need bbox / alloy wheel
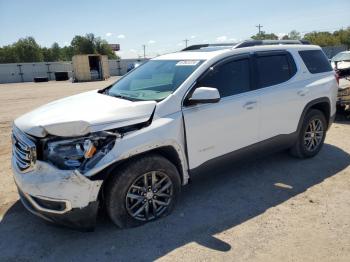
[125,171,173,221]
[304,119,324,152]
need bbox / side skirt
[189,132,298,176]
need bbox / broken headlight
[44,131,117,172]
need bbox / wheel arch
[297,97,331,133]
[93,144,186,189]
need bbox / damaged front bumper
[12,159,103,230]
[337,87,350,106]
[18,189,99,231]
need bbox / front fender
[85,113,190,185]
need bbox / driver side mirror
[185,87,220,106]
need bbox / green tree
[51,42,61,61]
[333,27,350,49]
[71,34,95,54]
[60,46,74,61]
[95,37,117,59]
[251,31,278,40]
[41,47,53,61]
[0,33,119,63]
[13,37,43,62]
[70,33,118,59]
[304,31,340,46]
[0,45,18,63]
[288,30,301,40]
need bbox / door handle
[297,89,309,97]
[243,101,257,110]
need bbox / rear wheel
[105,154,181,228]
[290,109,327,158]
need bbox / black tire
[289,109,327,158]
[105,154,181,228]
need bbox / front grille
[12,126,37,173]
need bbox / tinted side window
[198,59,250,97]
[299,50,332,74]
[256,54,294,88]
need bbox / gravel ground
[0,79,350,262]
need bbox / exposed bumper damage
[13,159,102,230]
[337,86,350,107]
[12,109,189,230]
[19,189,99,231]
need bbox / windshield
[332,52,350,62]
[108,60,203,101]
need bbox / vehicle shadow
[1,144,349,261]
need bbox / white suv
[12,40,338,230]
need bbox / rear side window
[197,58,250,97]
[255,53,296,88]
[299,50,332,74]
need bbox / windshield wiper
[107,91,144,102]
[110,93,134,101]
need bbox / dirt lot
[0,80,350,262]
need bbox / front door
[182,55,260,169]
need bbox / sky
[0,0,349,58]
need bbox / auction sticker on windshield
[176,60,201,66]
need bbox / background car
[331,51,350,111]
[127,62,143,72]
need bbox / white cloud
[129,49,137,53]
[106,32,113,37]
[202,39,208,43]
[177,42,184,46]
[229,38,237,42]
[216,36,227,42]
[63,41,69,46]
[148,40,156,44]
[117,34,126,39]
[190,35,196,39]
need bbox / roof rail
[182,43,236,51]
[181,40,310,51]
[234,40,310,48]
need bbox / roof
[153,44,321,61]
[153,49,230,60]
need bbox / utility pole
[256,24,263,35]
[183,39,189,48]
[142,45,146,58]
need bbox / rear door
[182,54,261,169]
[253,51,301,140]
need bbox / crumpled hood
[14,90,156,137]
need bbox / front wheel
[105,154,181,228]
[289,109,327,158]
